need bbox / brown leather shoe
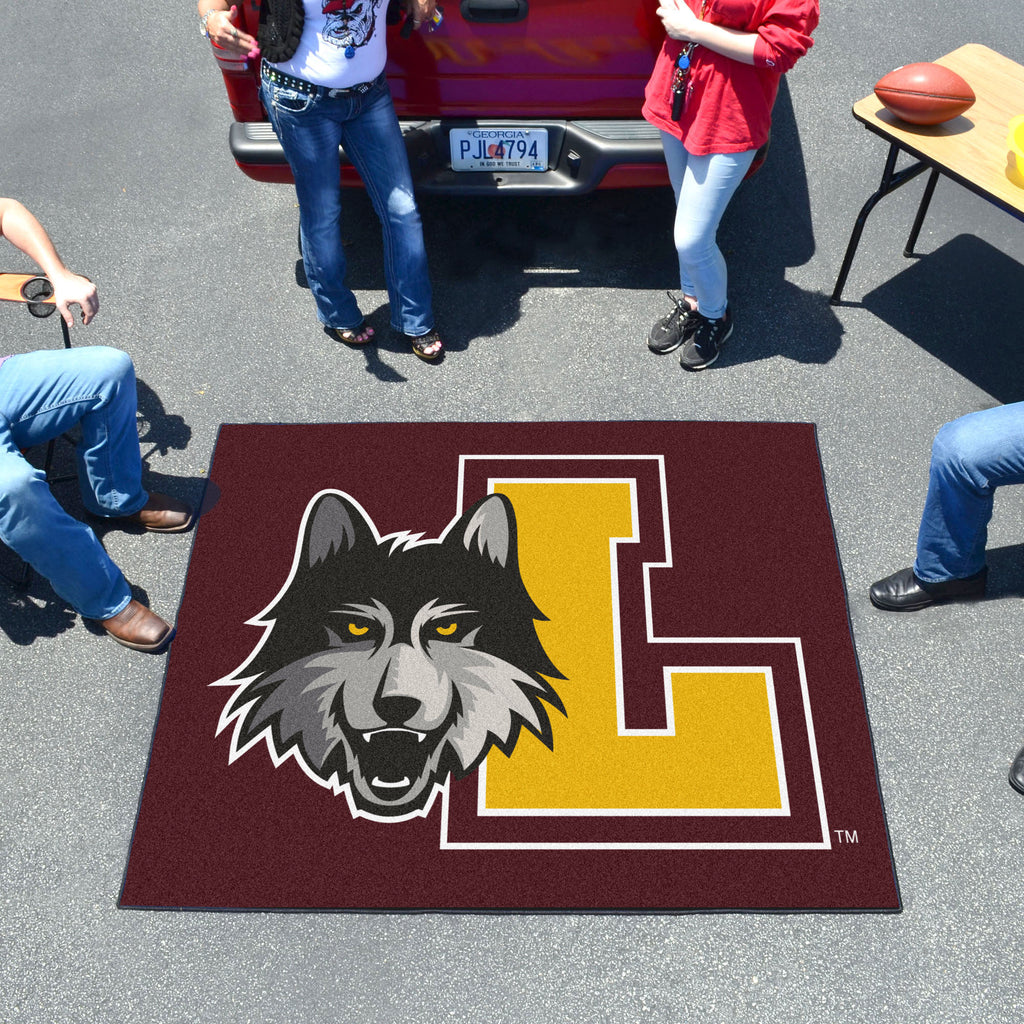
[117,493,193,533]
[100,599,174,652]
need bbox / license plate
[449,128,548,172]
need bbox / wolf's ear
[456,493,515,568]
[301,492,376,568]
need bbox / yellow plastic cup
[1008,115,1024,187]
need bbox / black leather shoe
[1010,746,1024,795]
[869,566,987,611]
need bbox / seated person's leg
[0,433,131,620]
[0,346,148,517]
[915,402,1024,582]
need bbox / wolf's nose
[374,694,421,725]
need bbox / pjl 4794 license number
[449,128,548,172]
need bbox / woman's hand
[656,0,703,43]
[205,5,260,59]
[403,0,438,31]
[51,271,98,327]
[656,0,759,64]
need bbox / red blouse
[642,0,819,155]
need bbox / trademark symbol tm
[833,829,859,844]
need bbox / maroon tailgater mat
[120,421,900,913]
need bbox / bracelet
[199,8,222,39]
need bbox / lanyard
[670,0,709,120]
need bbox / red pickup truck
[214,0,671,194]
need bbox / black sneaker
[679,305,733,371]
[647,292,699,354]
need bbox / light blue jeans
[261,70,434,337]
[660,132,756,320]
[914,402,1024,582]
[0,346,147,619]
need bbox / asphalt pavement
[2,1,1024,1021]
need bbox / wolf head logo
[216,491,565,822]
[321,0,380,50]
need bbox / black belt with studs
[261,61,381,98]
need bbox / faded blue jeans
[914,402,1024,582]
[261,69,435,337]
[660,132,756,320]
[0,346,146,619]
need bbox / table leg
[830,143,931,304]
[904,168,940,257]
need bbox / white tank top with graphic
[268,0,389,89]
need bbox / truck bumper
[229,118,669,194]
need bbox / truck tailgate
[386,0,663,118]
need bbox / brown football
[874,62,976,125]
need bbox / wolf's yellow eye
[347,622,370,636]
[435,622,458,636]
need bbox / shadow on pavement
[722,77,844,368]
[0,586,77,645]
[861,234,1024,403]
[985,542,1024,599]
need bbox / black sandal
[406,329,444,362]
[328,321,375,346]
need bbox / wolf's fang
[362,729,426,743]
[371,776,412,789]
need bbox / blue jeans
[914,402,1024,582]
[261,71,434,337]
[660,132,756,320]
[0,346,147,619]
